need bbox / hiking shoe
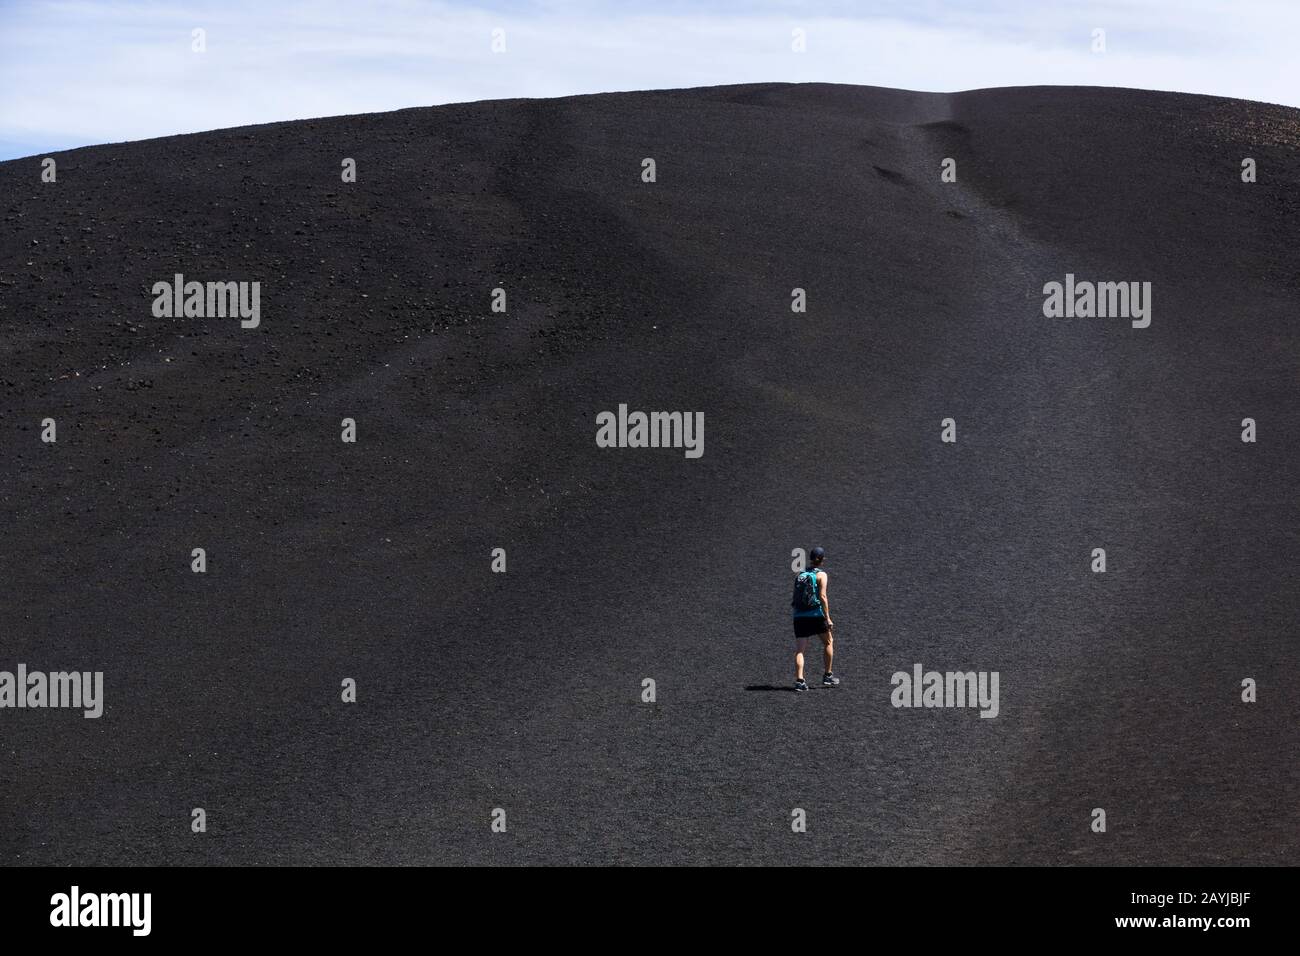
[794,679,810,692]
[822,672,840,687]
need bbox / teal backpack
[791,570,821,614]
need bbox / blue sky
[2,0,1297,160]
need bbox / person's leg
[820,630,834,675]
[794,637,809,681]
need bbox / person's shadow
[744,684,797,692]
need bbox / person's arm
[818,571,832,627]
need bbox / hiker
[791,546,839,691]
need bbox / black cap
[810,546,825,562]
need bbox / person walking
[791,546,839,691]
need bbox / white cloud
[1,0,1297,159]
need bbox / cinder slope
[0,83,1296,865]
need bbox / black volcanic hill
[1,83,1297,865]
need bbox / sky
[2,0,1298,160]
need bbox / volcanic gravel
[0,83,1297,865]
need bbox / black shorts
[793,616,829,639]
